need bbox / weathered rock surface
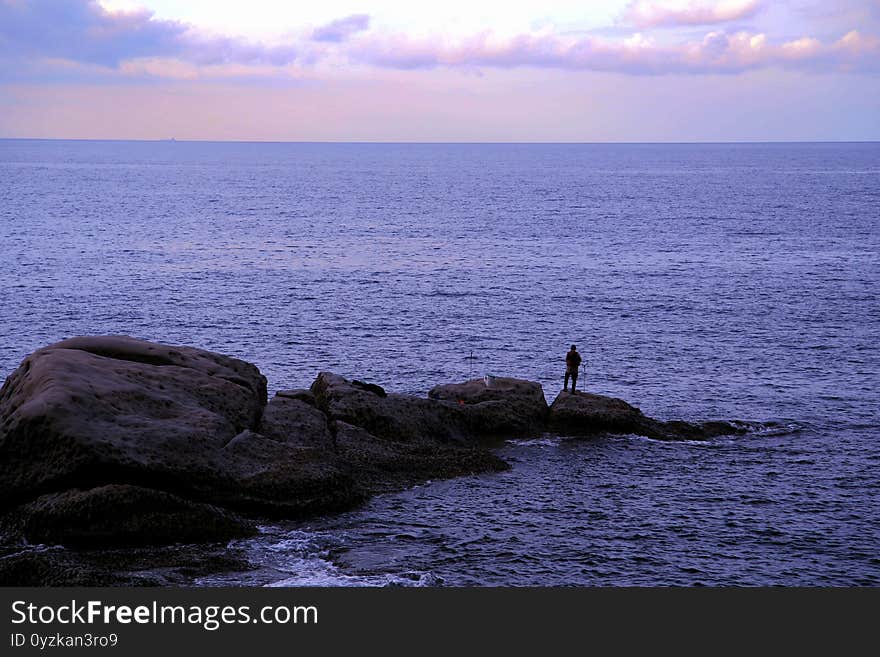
[0,336,270,506]
[258,393,334,449]
[15,485,256,547]
[548,392,745,441]
[0,336,358,524]
[429,377,549,439]
[0,544,255,587]
[218,430,357,515]
[310,373,510,492]
[0,550,120,587]
[334,421,508,495]
[311,372,472,444]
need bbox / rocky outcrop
[309,373,510,492]
[312,372,548,445]
[429,377,549,439]
[548,392,745,441]
[0,336,357,523]
[0,338,509,555]
[0,335,749,571]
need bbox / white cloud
[624,0,762,28]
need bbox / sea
[1,140,878,586]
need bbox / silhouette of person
[564,344,582,393]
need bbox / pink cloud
[1,0,877,82]
[624,0,762,28]
[348,29,880,75]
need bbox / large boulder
[0,336,358,520]
[0,336,267,505]
[548,392,745,441]
[428,377,549,439]
[548,392,653,436]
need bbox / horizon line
[1,137,879,145]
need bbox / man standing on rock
[564,344,582,393]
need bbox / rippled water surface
[1,140,878,585]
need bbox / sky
[0,0,878,141]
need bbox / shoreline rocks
[429,377,549,439]
[0,335,751,584]
[548,391,746,441]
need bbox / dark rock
[258,393,334,449]
[16,485,256,547]
[352,380,387,397]
[275,388,317,406]
[0,550,118,586]
[658,419,747,440]
[548,391,654,436]
[429,377,549,439]
[312,372,549,445]
[0,335,267,507]
[311,372,471,444]
[0,543,256,587]
[334,421,509,495]
[548,391,745,441]
[218,430,360,515]
[0,336,359,520]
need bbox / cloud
[624,0,762,28]
[349,28,880,75]
[0,0,185,66]
[0,0,298,68]
[0,0,876,82]
[312,14,370,43]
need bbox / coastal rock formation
[0,336,355,523]
[312,372,549,445]
[428,377,549,439]
[0,335,749,575]
[0,338,508,554]
[548,392,745,441]
[309,372,510,492]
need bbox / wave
[220,528,442,588]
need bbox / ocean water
[1,140,878,585]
